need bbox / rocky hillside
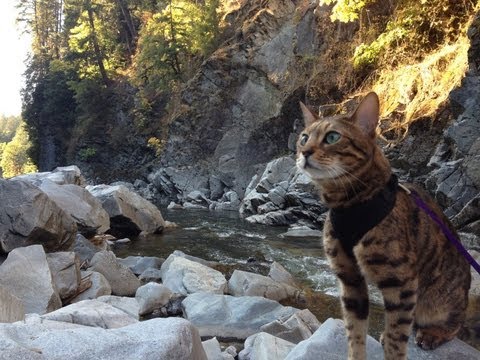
[139,1,479,241]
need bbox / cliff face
[151,0,321,199]
[145,1,480,240]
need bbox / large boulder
[182,293,299,339]
[239,332,295,360]
[228,270,299,301]
[46,252,81,301]
[72,234,102,263]
[0,179,77,252]
[89,251,140,296]
[0,286,25,323]
[0,315,207,360]
[161,254,227,295]
[284,318,480,360]
[87,184,165,237]
[13,165,86,186]
[41,300,138,329]
[36,180,110,237]
[0,245,61,315]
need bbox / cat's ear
[352,92,380,138]
[299,102,319,128]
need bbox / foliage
[78,146,97,161]
[147,136,164,156]
[320,0,377,22]
[18,0,225,171]
[132,0,221,100]
[0,123,37,178]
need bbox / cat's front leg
[324,235,369,360]
[358,249,418,360]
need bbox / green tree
[0,123,37,178]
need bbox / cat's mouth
[296,155,345,180]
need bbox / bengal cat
[296,92,471,360]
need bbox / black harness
[329,175,398,257]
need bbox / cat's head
[296,92,381,182]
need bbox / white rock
[285,318,382,360]
[135,282,173,316]
[41,299,138,329]
[70,271,111,303]
[0,286,25,323]
[0,245,61,315]
[96,295,140,320]
[0,315,207,359]
[161,254,226,295]
[139,267,163,283]
[228,270,298,301]
[182,293,299,339]
[89,251,141,296]
[239,332,295,360]
[260,309,321,344]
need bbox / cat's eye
[300,134,309,146]
[324,131,341,144]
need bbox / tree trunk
[86,1,109,86]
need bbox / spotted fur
[297,93,471,360]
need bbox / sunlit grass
[373,33,470,137]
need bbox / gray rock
[0,179,77,252]
[13,165,86,186]
[0,245,61,315]
[239,332,295,360]
[182,293,299,339]
[87,184,165,237]
[168,201,183,209]
[268,262,297,287]
[285,317,480,360]
[0,286,25,323]
[161,254,226,295]
[135,282,173,316]
[70,270,111,303]
[117,255,164,275]
[36,180,110,237]
[46,252,81,301]
[72,234,101,263]
[285,318,382,360]
[268,187,287,208]
[279,226,322,238]
[139,267,163,283]
[202,337,235,360]
[96,295,140,320]
[41,299,138,329]
[228,270,299,301]
[246,209,300,226]
[89,251,141,296]
[183,202,208,209]
[0,315,207,360]
[469,250,480,297]
[260,309,321,344]
[172,250,218,267]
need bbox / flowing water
[115,208,480,348]
[114,208,386,339]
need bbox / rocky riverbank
[1,167,480,359]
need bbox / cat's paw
[415,328,453,350]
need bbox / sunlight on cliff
[372,32,471,138]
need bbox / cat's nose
[302,150,313,158]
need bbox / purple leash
[407,188,480,276]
